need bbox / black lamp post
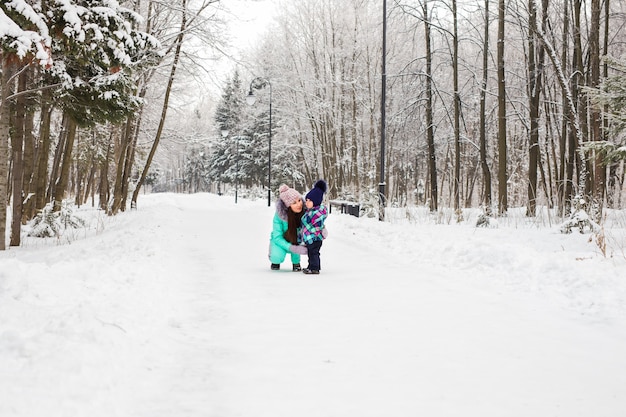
[380,0,387,221]
[246,77,272,207]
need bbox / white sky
[207,0,276,88]
[226,0,276,50]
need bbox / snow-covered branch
[0,1,51,66]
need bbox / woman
[269,184,308,271]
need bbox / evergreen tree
[215,70,243,132]
[45,0,160,127]
[211,71,247,188]
[184,148,212,192]
[587,57,626,149]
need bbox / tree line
[2,0,626,251]
[211,0,626,221]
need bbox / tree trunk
[10,70,28,246]
[423,0,438,212]
[589,0,604,204]
[32,89,54,216]
[47,113,66,203]
[497,0,508,214]
[20,66,36,223]
[558,0,569,215]
[603,0,617,208]
[111,120,132,214]
[52,117,77,211]
[527,0,547,217]
[571,0,587,196]
[479,0,492,210]
[84,160,96,207]
[99,137,112,212]
[452,0,461,212]
[74,132,84,207]
[120,117,138,212]
[527,0,539,217]
[0,58,17,251]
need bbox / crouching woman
[269,184,308,271]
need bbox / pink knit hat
[279,184,301,206]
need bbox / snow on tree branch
[0,1,51,66]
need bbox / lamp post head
[246,90,257,106]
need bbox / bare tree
[452,0,461,212]
[479,0,492,211]
[423,0,438,211]
[556,0,570,215]
[530,0,587,198]
[589,0,604,203]
[526,0,547,217]
[51,117,78,211]
[131,0,222,208]
[497,0,508,214]
[132,0,189,208]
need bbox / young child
[301,180,328,275]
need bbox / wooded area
[0,0,222,249]
[213,0,626,219]
[2,0,626,250]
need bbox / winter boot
[292,263,302,272]
[271,263,280,270]
[302,268,319,275]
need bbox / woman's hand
[290,244,308,255]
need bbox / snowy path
[2,193,626,416]
[206,200,626,416]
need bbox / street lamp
[246,77,272,207]
[379,0,387,221]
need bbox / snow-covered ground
[1,192,626,417]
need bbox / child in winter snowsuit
[269,184,308,271]
[301,180,328,275]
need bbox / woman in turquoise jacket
[269,184,308,271]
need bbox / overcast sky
[226,0,275,51]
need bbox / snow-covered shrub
[475,205,497,228]
[28,202,86,238]
[476,213,491,228]
[559,195,601,234]
[358,189,380,218]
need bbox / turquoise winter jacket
[269,198,303,257]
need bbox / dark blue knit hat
[305,180,327,206]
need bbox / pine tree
[211,71,249,189]
[584,59,626,164]
[215,71,243,132]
